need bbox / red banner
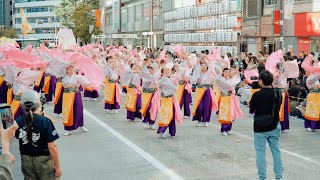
[95,9,101,28]
[297,37,310,54]
[295,13,320,36]
[274,10,281,34]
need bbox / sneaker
[58,114,62,118]
[142,122,149,128]
[307,128,316,132]
[190,102,194,105]
[84,97,90,101]
[64,131,71,136]
[184,116,190,119]
[80,126,89,132]
[150,125,156,130]
[159,132,166,138]
[204,122,209,127]
[196,122,203,127]
[227,131,233,135]
[114,110,118,114]
[170,135,175,139]
[109,110,114,114]
[221,131,229,136]
[92,98,98,102]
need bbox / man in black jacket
[250,70,284,180]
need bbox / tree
[0,28,18,39]
[91,25,103,36]
[70,4,94,44]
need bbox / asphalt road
[10,94,320,180]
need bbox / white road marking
[83,109,184,180]
[211,124,320,166]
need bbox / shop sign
[295,13,320,36]
[274,10,281,35]
[297,37,310,53]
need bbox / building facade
[0,0,13,29]
[242,0,320,56]
[13,0,60,42]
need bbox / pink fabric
[26,44,33,53]
[266,49,283,74]
[223,55,231,69]
[172,45,184,57]
[119,46,127,52]
[66,53,105,90]
[158,50,166,62]
[211,48,222,62]
[150,90,160,121]
[1,49,44,68]
[18,69,41,87]
[209,88,218,112]
[230,94,243,122]
[173,96,183,125]
[301,54,320,73]
[185,83,192,93]
[284,60,299,78]
[115,82,122,103]
[106,46,114,51]
[244,69,259,84]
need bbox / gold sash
[125,88,138,112]
[305,93,320,121]
[218,96,231,124]
[34,71,44,87]
[0,76,4,87]
[279,93,290,122]
[105,79,116,104]
[11,99,21,118]
[62,92,75,126]
[7,88,13,105]
[213,83,221,103]
[42,76,51,94]
[54,82,63,105]
[176,84,185,104]
[84,86,93,92]
[140,92,153,117]
[192,88,207,116]
[158,97,173,127]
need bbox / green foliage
[0,28,18,39]
[91,25,103,36]
[55,0,100,44]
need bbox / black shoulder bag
[254,89,278,128]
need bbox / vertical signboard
[112,0,120,31]
[274,10,281,35]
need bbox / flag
[20,8,33,36]
[284,0,294,20]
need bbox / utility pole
[150,0,154,48]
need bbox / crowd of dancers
[0,42,319,138]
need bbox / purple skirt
[157,105,176,136]
[280,93,290,131]
[0,82,8,104]
[45,76,57,103]
[192,88,212,122]
[54,87,64,115]
[127,94,142,120]
[180,89,192,117]
[79,86,83,92]
[33,74,45,93]
[305,120,320,130]
[84,90,99,98]
[65,92,84,131]
[105,88,120,110]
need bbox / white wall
[174,0,196,9]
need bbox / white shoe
[47,101,52,104]
[92,98,97,102]
[221,131,229,136]
[307,128,316,132]
[84,97,90,101]
[80,126,88,132]
[170,135,175,139]
[204,122,209,127]
[109,110,114,114]
[150,125,156,130]
[196,122,203,127]
[142,122,149,128]
[114,110,118,114]
[58,114,62,118]
[184,116,190,119]
[64,131,71,136]
[227,131,233,135]
[190,102,194,105]
[159,132,166,138]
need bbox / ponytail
[23,102,38,142]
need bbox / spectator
[15,90,62,179]
[250,70,284,180]
[288,79,301,113]
[0,119,18,180]
[237,80,251,105]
